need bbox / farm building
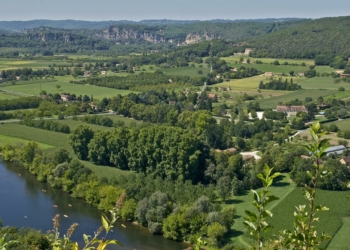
[276,105,308,116]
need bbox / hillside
[249,16,350,59]
[0,18,306,31]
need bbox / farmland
[0,76,135,100]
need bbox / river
[0,159,189,250]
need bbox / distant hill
[0,18,306,31]
[249,16,350,59]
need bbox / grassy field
[327,217,350,249]
[327,119,350,131]
[0,58,72,70]
[266,188,350,249]
[0,76,135,100]
[213,75,305,91]
[222,56,314,66]
[256,89,337,109]
[226,62,309,74]
[161,66,210,77]
[324,90,350,100]
[0,134,54,149]
[0,123,70,153]
[298,76,349,90]
[224,174,295,247]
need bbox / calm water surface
[0,159,189,250]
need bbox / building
[101,71,107,75]
[60,94,72,102]
[231,68,238,72]
[324,145,346,157]
[298,72,305,77]
[264,72,273,77]
[276,105,308,116]
[208,93,217,101]
[169,100,176,105]
[340,74,350,78]
[340,156,350,166]
[16,76,21,80]
[244,48,252,55]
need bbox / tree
[68,125,94,160]
[216,176,232,201]
[121,199,138,221]
[207,222,227,247]
[55,84,61,91]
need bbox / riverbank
[0,158,190,250]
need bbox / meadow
[0,134,54,149]
[266,188,350,249]
[328,119,350,131]
[256,89,337,109]
[0,76,135,100]
[222,56,315,66]
[225,62,309,74]
[298,76,350,90]
[0,58,72,70]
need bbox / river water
[0,159,189,250]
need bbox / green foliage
[121,199,138,221]
[69,125,94,160]
[207,222,227,247]
[243,165,280,249]
[274,122,331,249]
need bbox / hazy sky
[1,0,350,21]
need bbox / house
[16,76,21,80]
[116,64,120,67]
[208,93,217,101]
[340,156,350,166]
[264,72,273,77]
[216,74,221,79]
[169,100,176,105]
[168,79,173,83]
[89,102,99,111]
[84,71,91,77]
[325,145,346,157]
[276,105,308,116]
[101,71,107,75]
[244,48,252,55]
[340,74,350,78]
[60,94,72,102]
[231,68,238,72]
[298,72,305,77]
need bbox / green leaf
[244,210,258,220]
[83,234,90,245]
[104,239,122,246]
[101,214,109,232]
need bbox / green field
[266,188,350,249]
[226,62,309,74]
[0,134,54,149]
[328,119,350,131]
[327,217,350,249]
[0,58,72,70]
[222,56,315,66]
[0,123,70,153]
[256,89,337,109]
[225,174,295,247]
[161,66,210,77]
[298,76,349,90]
[0,76,135,100]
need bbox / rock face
[98,26,167,43]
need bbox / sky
[1,0,350,21]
